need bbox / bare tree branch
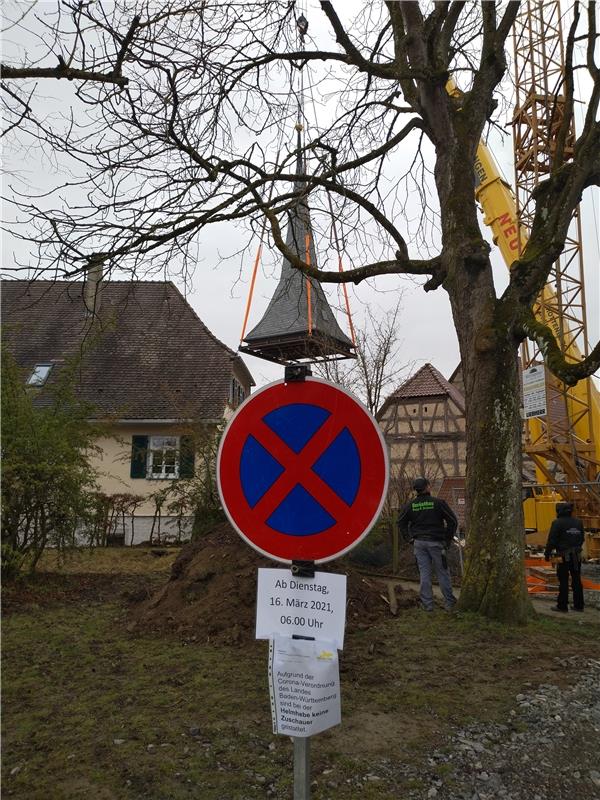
[320,1,397,79]
[1,14,139,90]
[519,310,600,385]
[1,62,128,87]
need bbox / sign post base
[293,736,310,800]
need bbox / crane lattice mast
[512,0,598,489]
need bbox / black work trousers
[556,558,584,611]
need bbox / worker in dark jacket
[398,477,458,612]
[544,502,585,613]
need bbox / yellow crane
[468,114,600,558]
[449,1,600,559]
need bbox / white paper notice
[268,636,341,737]
[523,365,547,419]
[256,568,347,649]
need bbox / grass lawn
[3,548,600,799]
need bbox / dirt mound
[131,521,418,644]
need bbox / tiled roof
[2,280,254,421]
[448,363,464,394]
[378,363,465,417]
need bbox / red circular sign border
[217,377,389,564]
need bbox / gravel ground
[412,655,600,800]
[335,656,600,800]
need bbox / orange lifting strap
[327,193,356,346]
[239,235,264,344]
[305,232,312,335]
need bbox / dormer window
[26,364,53,386]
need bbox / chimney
[84,259,103,316]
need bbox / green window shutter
[130,435,149,479]
[179,435,195,479]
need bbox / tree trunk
[458,337,532,622]
[436,139,533,623]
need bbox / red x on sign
[217,378,389,563]
[245,412,352,528]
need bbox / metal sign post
[293,559,312,800]
[294,737,310,800]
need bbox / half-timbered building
[377,363,466,495]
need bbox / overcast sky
[2,1,599,394]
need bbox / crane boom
[448,1,599,560]
[473,140,600,552]
[473,143,600,465]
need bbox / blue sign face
[239,403,361,536]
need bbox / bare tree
[1,2,139,137]
[3,1,600,622]
[314,299,410,415]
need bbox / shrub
[1,348,100,576]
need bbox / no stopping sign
[217,378,388,564]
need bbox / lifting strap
[239,233,265,344]
[327,191,356,346]
[305,232,312,335]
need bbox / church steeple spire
[238,11,355,365]
[240,185,355,364]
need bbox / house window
[26,364,53,386]
[230,378,246,408]
[148,436,179,479]
[130,435,195,480]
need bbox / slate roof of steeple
[244,201,352,342]
[242,155,354,363]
